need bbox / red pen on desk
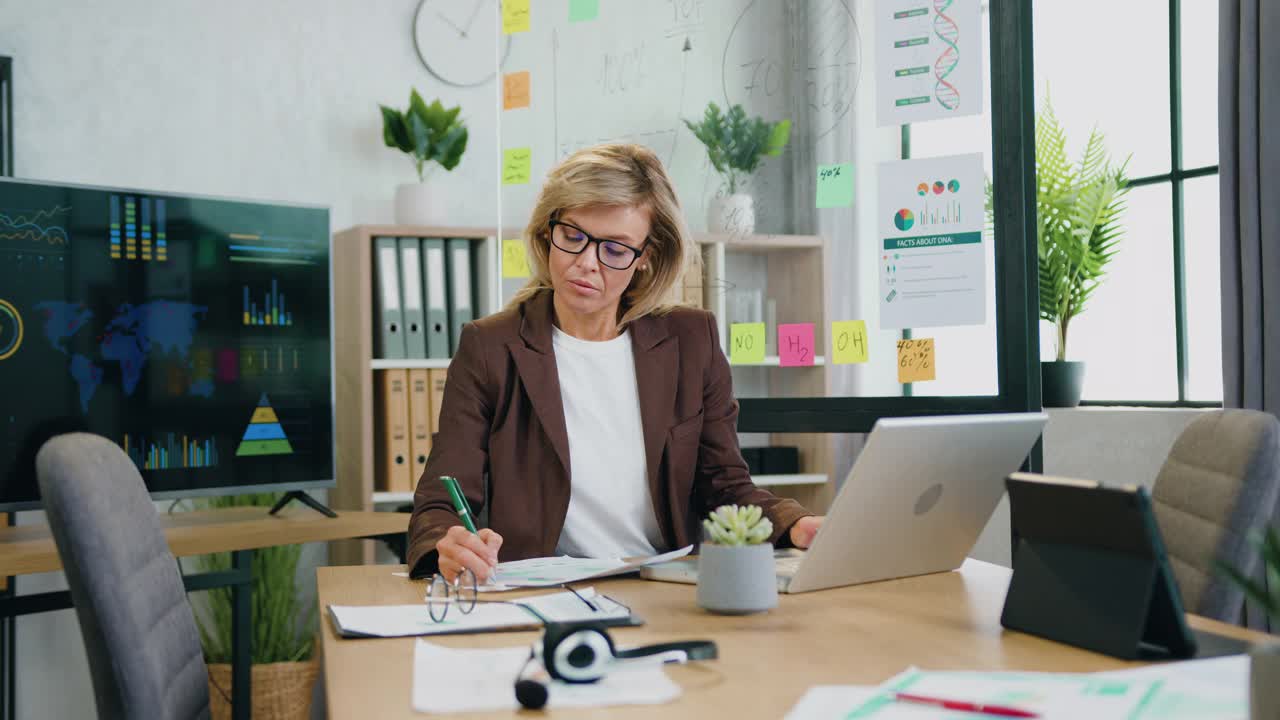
[894,692,1040,718]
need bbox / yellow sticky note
[831,320,869,364]
[897,338,936,383]
[729,323,766,365]
[502,238,531,278]
[503,71,530,110]
[502,147,531,184]
[502,0,530,34]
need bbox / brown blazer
[406,290,813,577]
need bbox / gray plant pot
[1252,641,1280,719]
[1041,360,1085,407]
[696,542,778,615]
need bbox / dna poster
[876,153,987,329]
[876,0,984,126]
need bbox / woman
[407,143,823,581]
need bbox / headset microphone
[514,620,718,710]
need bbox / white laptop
[641,412,1048,593]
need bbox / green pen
[439,475,499,581]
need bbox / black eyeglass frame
[547,218,648,270]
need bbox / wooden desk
[0,507,409,577]
[318,559,1264,719]
[0,508,408,720]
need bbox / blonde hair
[507,143,689,327]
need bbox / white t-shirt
[551,325,665,559]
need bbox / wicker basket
[207,660,319,720]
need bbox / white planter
[1252,641,1280,718]
[707,194,755,236]
[394,182,440,226]
[696,542,777,614]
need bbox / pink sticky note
[778,323,816,367]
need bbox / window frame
[1078,0,1222,408]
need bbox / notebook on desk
[643,413,1048,593]
[328,587,641,638]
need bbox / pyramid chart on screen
[235,392,294,456]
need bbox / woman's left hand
[789,516,825,548]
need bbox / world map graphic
[34,300,210,412]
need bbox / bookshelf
[331,225,499,565]
[694,232,836,514]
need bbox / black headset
[514,620,718,710]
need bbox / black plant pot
[1041,360,1085,408]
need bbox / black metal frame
[737,0,1041,434]
[0,551,254,720]
[1,56,12,176]
[1068,0,1222,407]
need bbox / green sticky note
[816,162,855,208]
[729,323,766,364]
[569,0,599,22]
[831,320,869,364]
[502,147,531,185]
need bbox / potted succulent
[379,89,468,226]
[1029,98,1130,406]
[1217,528,1280,718]
[683,102,791,236]
[697,504,778,614]
[194,493,318,720]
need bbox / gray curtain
[1220,0,1280,631]
[1220,0,1280,413]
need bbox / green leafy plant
[703,504,773,546]
[1027,97,1130,361]
[379,89,468,182]
[683,102,791,195]
[193,493,315,664]
[1216,526,1280,623]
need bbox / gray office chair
[1151,409,1280,625]
[36,433,211,720]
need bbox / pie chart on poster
[894,209,914,231]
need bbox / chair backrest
[36,433,210,720]
[1151,410,1280,623]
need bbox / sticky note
[778,323,816,367]
[897,338,936,383]
[832,320,869,364]
[502,239,531,278]
[816,163,855,208]
[729,323,766,365]
[569,0,599,22]
[502,0,530,33]
[503,71,530,110]
[502,147,531,185]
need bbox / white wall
[2,2,498,717]
[3,0,498,231]
[969,407,1209,567]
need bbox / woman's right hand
[437,525,503,583]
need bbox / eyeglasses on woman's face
[548,219,647,271]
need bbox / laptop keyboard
[775,549,805,577]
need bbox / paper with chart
[876,0,983,126]
[877,153,986,329]
[328,587,632,637]
[488,545,694,589]
[830,667,1161,720]
[413,640,680,713]
[1090,655,1248,719]
[786,660,1249,720]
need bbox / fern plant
[683,102,791,195]
[379,89,468,182]
[193,493,316,664]
[1216,526,1280,623]
[703,504,773,546]
[990,99,1132,360]
[1031,98,1130,361]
